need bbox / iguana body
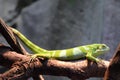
[11,28,109,61]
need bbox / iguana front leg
[86,52,100,62]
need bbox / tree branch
[104,43,120,80]
[0,18,28,55]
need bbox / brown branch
[0,44,109,80]
[0,18,28,55]
[104,43,120,80]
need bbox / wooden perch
[104,43,120,80]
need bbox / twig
[32,75,44,80]
[0,18,28,55]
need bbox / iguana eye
[97,45,106,50]
[101,45,106,49]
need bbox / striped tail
[11,28,47,53]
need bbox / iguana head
[91,44,110,57]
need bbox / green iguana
[11,28,110,62]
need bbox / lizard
[11,28,110,62]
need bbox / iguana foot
[29,54,44,63]
[27,54,38,63]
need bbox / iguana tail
[11,28,47,53]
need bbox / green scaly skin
[11,28,110,62]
